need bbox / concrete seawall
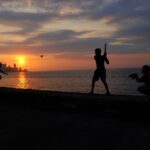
[0,87,148,119]
[0,87,150,149]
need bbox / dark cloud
[25,36,114,55]
[0,30,113,54]
[0,0,149,55]
[26,30,90,44]
[87,0,150,22]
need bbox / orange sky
[0,1,149,71]
[0,53,150,71]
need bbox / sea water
[0,68,142,95]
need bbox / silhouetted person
[90,43,110,95]
[0,63,8,79]
[129,65,150,98]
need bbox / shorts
[93,69,106,81]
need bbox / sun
[17,56,26,66]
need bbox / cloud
[26,30,90,44]
[0,0,149,56]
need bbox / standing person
[129,65,150,98]
[90,43,110,95]
[0,63,8,79]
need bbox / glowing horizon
[0,52,150,71]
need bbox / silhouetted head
[95,48,101,55]
[0,63,1,68]
[142,65,150,74]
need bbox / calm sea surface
[0,68,142,95]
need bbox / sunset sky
[0,0,149,71]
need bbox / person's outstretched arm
[136,76,145,83]
[129,73,144,82]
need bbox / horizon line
[26,67,141,72]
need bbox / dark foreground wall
[0,87,148,117]
[0,87,150,150]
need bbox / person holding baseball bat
[90,43,110,95]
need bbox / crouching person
[129,65,150,99]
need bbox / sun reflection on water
[17,72,30,89]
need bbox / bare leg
[101,79,110,95]
[90,78,96,94]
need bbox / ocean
[0,68,142,95]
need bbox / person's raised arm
[105,57,110,64]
